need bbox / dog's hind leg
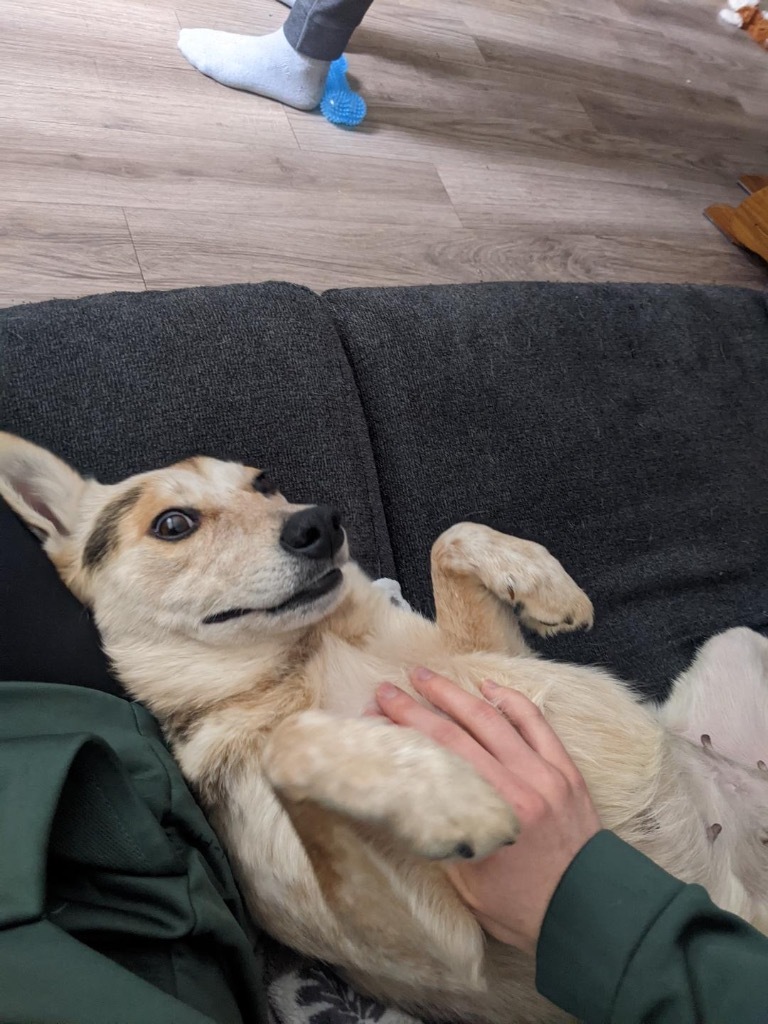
[659,627,768,770]
[430,522,593,656]
[658,629,768,929]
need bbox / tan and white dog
[2,431,768,1024]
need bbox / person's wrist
[478,916,535,954]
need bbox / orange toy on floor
[718,0,768,48]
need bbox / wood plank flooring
[1,0,767,306]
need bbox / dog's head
[0,433,350,648]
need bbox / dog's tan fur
[3,432,768,1024]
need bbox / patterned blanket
[266,943,420,1024]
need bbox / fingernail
[412,667,435,682]
[481,679,500,694]
[377,682,399,699]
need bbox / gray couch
[3,281,768,696]
[2,280,768,1023]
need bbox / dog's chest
[316,637,412,717]
[312,626,492,719]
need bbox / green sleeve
[0,682,267,1024]
[536,830,768,1023]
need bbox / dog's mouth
[202,568,344,626]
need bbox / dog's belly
[648,629,768,926]
[315,631,768,932]
[315,634,670,834]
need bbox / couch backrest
[326,282,768,697]
[3,280,768,700]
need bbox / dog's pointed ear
[0,433,88,554]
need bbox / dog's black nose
[280,505,344,561]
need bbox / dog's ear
[0,433,88,555]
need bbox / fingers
[361,698,391,722]
[375,682,530,802]
[479,680,578,780]
[403,671,542,774]
[375,671,586,795]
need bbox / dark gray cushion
[4,280,768,702]
[1,283,393,688]
[325,282,768,698]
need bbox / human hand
[373,671,601,955]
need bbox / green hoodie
[0,681,266,1024]
[537,830,768,1023]
[3,681,768,1024]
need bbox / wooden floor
[2,0,767,307]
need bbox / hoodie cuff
[535,830,684,1021]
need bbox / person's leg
[283,0,374,60]
[178,0,373,111]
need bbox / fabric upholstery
[326,282,768,697]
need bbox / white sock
[178,26,329,110]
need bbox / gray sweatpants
[284,0,374,60]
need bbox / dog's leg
[431,522,593,655]
[660,627,768,769]
[657,629,768,928]
[263,710,520,861]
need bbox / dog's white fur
[2,432,768,1024]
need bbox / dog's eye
[252,472,277,495]
[151,509,199,541]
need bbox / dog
[2,431,768,1024]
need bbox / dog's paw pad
[517,586,594,638]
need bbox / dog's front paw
[262,711,341,800]
[434,523,593,637]
[391,750,521,860]
[263,711,519,860]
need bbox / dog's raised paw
[513,583,594,638]
[434,523,593,638]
